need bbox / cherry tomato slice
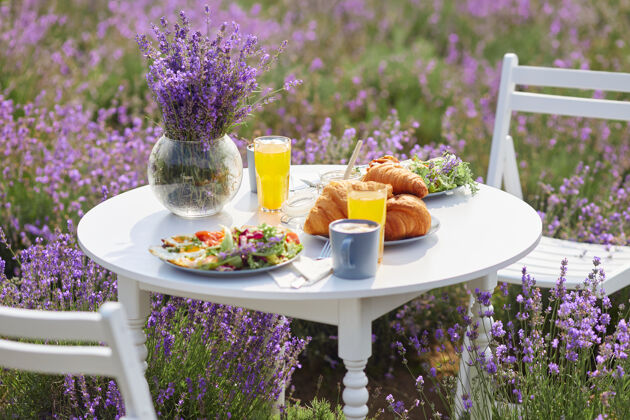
[285,232,300,244]
[195,230,225,246]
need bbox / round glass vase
[147,134,243,218]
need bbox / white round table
[78,165,542,419]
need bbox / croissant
[363,162,428,198]
[368,155,401,170]
[384,194,431,241]
[303,180,392,236]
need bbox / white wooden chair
[0,302,156,420]
[488,53,630,295]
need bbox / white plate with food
[302,169,435,244]
[149,224,303,277]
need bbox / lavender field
[1,0,630,418]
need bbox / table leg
[338,299,371,420]
[118,276,151,371]
[455,273,497,420]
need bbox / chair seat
[498,236,630,295]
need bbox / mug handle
[341,237,354,269]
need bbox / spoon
[343,140,363,180]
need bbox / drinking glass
[254,136,291,212]
[318,168,361,193]
[347,183,387,263]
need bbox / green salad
[215,224,304,270]
[409,152,479,194]
[149,223,303,271]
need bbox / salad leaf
[409,152,479,194]
[266,254,282,265]
[260,223,279,241]
[285,241,303,259]
[219,226,234,251]
[253,242,284,257]
[198,261,221,270]
[246,254,267,269]
[222,255,243,269]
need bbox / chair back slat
[512,66,630,93]
[0,302,157,420]
[0,339,116,377]
[511,92,630,121]
[487,53,630,195]
[0,306,107,342]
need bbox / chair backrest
[0,302,156,420]
[487,53,630,199]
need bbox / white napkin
[269,256,332,288]
[292,256,333,287]
[268,266,297,288]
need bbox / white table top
[78,165,541,301]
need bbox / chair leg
[455,334,473,418]
[272,316,288,414]
[271,385,285,415]
[455,273,497,420]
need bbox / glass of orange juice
[254,136,291,212]
[347,182,387,263]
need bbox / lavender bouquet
[137,9,294,217]
[136,9,287,144]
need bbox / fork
[316,240,332,260]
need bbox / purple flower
[512,388,523,404]
[385,394,408,416]
[309,57,323,71]
[491,320,506,337]
[462,394,473,412]
[137,10,294,144]
[435,328,444,340]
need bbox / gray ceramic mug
[246,144,257,193]
[330,219,380,280]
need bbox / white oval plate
[424,185,465,199]
[307,216,440,247]
[159,251,302,277]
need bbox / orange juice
[255,137,291,211]
[347,186,387,262]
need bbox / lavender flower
[137,10,290,144]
